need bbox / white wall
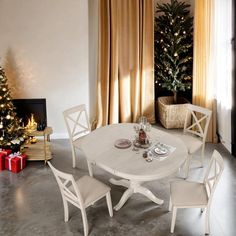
[0,0,89,139]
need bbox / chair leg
[71,145,76,168]
[201,145,205,168]
[170,207,177,233]
[168,196,172,212]
[184,154,192,179]
[81,208,89,236]
[205,207,210,235]
[106,192,113,217]
[63,198,69,222]
[87,160,93,177]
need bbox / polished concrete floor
[0,129,236,236]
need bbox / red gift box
[0,149,12,156]
[5,153,27,173]
[0,150,11,171]
[0,153,6,171]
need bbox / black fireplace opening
[12,98,47,131]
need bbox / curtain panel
[95,0,155,128]
[192,0,218,143]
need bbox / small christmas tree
[0,66,24,150]
[154,0,193,103]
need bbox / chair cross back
[48,162,84,208]
[63,104,91,142]
[63,104,91,168]
[184,104,212,141]
[60,177,82,207]
[67,112,89,139]
[204,150,224,199]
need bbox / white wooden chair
[169,150,224,235]
[63,104,91,168]
[178,104,212,178]
[47,161,113,236]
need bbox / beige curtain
[95,0,155,128]
[192,0,218,143]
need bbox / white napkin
[149,142,176,161]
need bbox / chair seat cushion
[71,175,110,207]
[170,180,208,207]
[73,134,88,149]
[73,137,83,148]
[177,134,203,154]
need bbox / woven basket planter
[157,96,189,129]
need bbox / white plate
[154,147,168,155]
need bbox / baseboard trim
[232,143,236,157]
[51,133,69,139]
[219,136,231,153]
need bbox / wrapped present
[5,152,27,173]
[0,153,6,171]
[0,149,12,156]
[0,149,11,171]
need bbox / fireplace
[13,98,47,131]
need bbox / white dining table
[81,123,187,211]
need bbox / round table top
[81,123,187,181]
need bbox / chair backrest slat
[63,104,91,142]
[47,162,85,208]
[204,150,224,202]
[184,104,212,142]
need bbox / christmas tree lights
[0,66,24,150]
[154,0,193,103]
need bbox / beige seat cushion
[177,134,203,154]
[170,180,208,207]
[73,135,88,149]
[70,175,110,207]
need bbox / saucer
[133,140,151,149]
[154,147,168,155]
[114,139,132,149]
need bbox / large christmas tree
[0,66,24,150]
[154,0,193,103]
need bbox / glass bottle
[139,128,147,145]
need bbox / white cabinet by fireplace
[23,127,53,164]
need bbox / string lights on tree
[0,65,24,150]
[154,0,193,103]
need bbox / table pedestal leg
[135,185,164,205]
[113,188,134,211]
[109,178,129,188]
[109,178,164,211]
